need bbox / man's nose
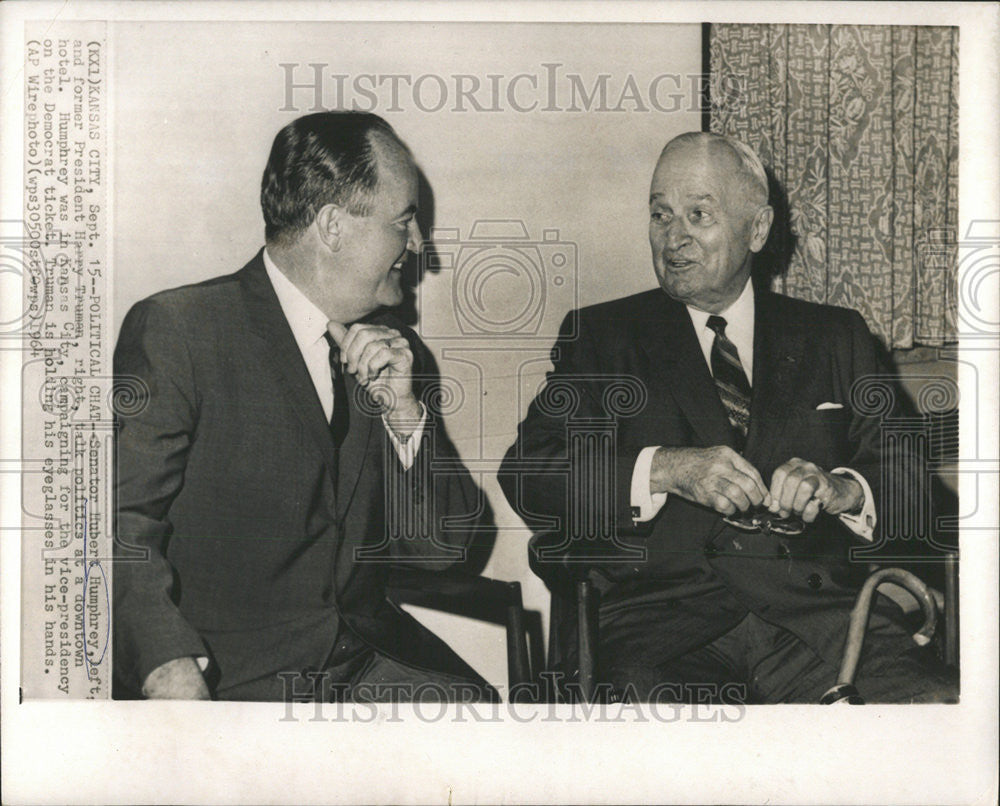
[665,217,691,250]
[407,219,424,254]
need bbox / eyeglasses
[723,506,805,536]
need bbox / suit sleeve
[838,309,921,544]
[113,299,208,692]
[499,310,650,577]
[381,328,490,571]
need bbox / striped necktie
[706,315,751,448]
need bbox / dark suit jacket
[500,288,918,669]
[113,250,486,698]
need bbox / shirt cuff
[831,466,876,541]
[382,402,427,471]
[631,446,668,523]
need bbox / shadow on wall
[752,165,797,293]
[392,164,501,575]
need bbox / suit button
[704,546,718,559]
[807,573,823,590]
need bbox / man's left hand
[328,322,422,432]
[767,458,863,523]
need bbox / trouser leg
[600,613,751,704]
[743,613,959,704]
[346,651,499,703]
[598,604,958,704]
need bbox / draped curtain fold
[709,24,958,348]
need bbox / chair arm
[385,568,532,688]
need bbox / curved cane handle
[821,568,938,704]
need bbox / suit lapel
[639,294,736,448]
[335,371,376,524]
[744,291,804,470]
[239,250,373,507]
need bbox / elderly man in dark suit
[114,112,492,701]
[501,131,957,703]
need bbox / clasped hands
[650,445,863,522]
[327,321,422,437]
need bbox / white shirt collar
[685,278,756,384]
[686,278,755,341]
[262,247,330,351]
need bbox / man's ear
[748,204,774,254]
[314,204,344,252]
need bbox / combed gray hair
[721,137,769,205]
[662,132,769,206]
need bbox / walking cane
[820,568,938,704]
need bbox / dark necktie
[323,331,350,451]
[706,314,751,447]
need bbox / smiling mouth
[666,257,696,269]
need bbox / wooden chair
[385,567,533,692]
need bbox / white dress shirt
[263,248,425,469]
[629,279,876,539]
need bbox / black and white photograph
[1,1,996,803]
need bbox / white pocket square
[815,402,844,410]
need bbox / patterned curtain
[709,24,958,348]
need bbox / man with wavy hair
[114,112,492,701]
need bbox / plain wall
[112,21,703,692]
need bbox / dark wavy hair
[260,111,406,245]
